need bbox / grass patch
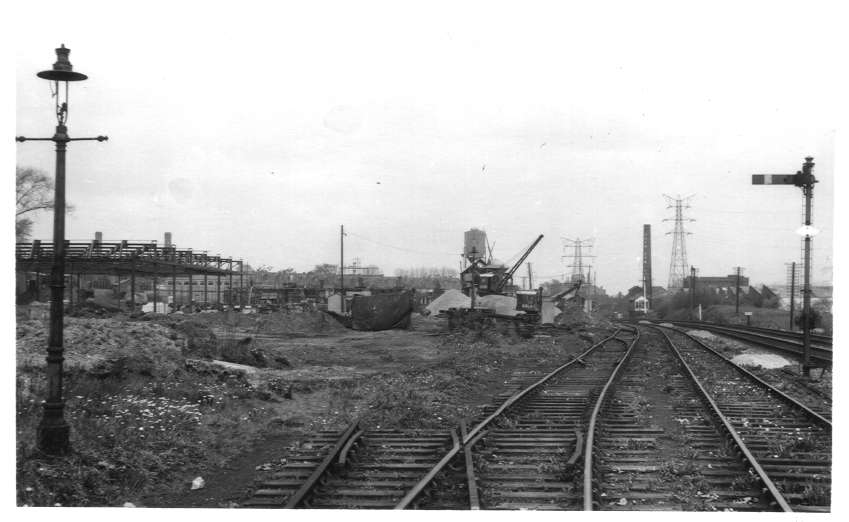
[17,369,281,506]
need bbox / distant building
[682,274,750,291]
[156,276,235,305]
[765,284,832,311]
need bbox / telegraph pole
[643,224,653,311]
[469,247,478,309]
[340,225,345,308]
[734,266,743,314]
[690,266,697,320]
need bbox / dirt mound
[255,311,348,335]
[410,313,444,332]
[139,316,219,358]
[555,303,591,328]
[16,317,183,378]
[68,300,123,318]
[219,337,291,369]
[140,315,292,368]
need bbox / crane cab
[461,263,509,296]
[515,289,543,314]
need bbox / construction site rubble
[16,317,183,378]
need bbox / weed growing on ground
[730,472,760,491]
[16,369,279,507]
[800,480,830,505]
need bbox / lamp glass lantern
[37,44,88,126]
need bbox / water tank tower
[464,228,487,262]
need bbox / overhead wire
[345,230,458,257]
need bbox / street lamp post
[16,45,107,454]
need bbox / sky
[8,0,844,295]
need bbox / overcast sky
[10,1,841,294]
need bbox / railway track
[654,326,831,512]
[661,321,832,366]
[244,323,830,511]
[654,324,832,420]
[587,327,773,511]
[409,327,637,510]
[244,326,635,509]
[669,321,832,345]
[749,369,832,421]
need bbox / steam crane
[461,234,544,297]
[494,234,544,292]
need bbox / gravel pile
[425,289,471,315]
[687,329,718,341]
[731,352,793,369]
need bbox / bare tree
[16,166,55,241]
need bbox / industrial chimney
[643,224,652,309]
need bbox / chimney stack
[164,232,172,248]
[95,231,103,243]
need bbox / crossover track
[245,323,830,511]
[406,326,638,510]
[246,327,636,509]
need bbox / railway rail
[668,321,832,345]
[407,326,637,509]
[652,325,831,512]
[586,327,777,511]
[652,323,832,419]
[658,321,832,366]
[245,326,636,508]
[244,322,830,511]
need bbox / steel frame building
[16,239,244,309]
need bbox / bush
[795,309,821,330]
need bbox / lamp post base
[37,413,70,455]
